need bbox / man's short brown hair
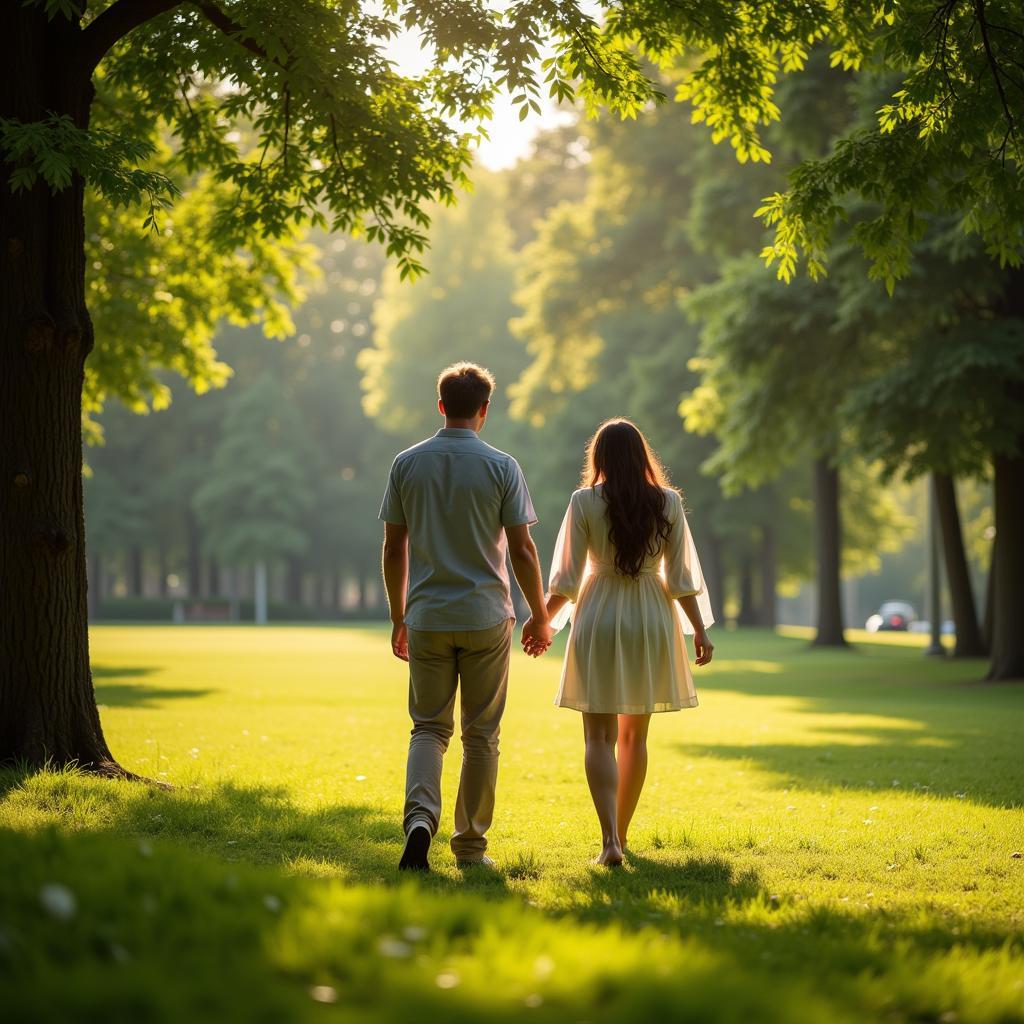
[437,362,495,419]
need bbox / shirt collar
[436,428,479,438]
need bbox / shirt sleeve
[500,458,538,527]
[378,459,406,525]
[548,492,590,602]
[663,490,701,599]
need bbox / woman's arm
[545,592,569,620]
[677,594,714,666]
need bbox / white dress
[548,485,714,714]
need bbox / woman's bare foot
[595,842,624,867]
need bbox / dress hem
[555,698,699,714]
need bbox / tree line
[2,1,1021,777]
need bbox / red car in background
[865,601,918,632]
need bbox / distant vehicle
[865,601,917,632]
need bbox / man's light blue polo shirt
[379,428,537,631]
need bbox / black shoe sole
[398,826,431,871]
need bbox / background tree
[192,372,314,623]
[839,234,1024,670]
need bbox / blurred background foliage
[84,57,1006,641]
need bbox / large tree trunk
[758,523,777,629]
[933,473,986,658]
[0,11,120,771]
[811,457,848,647]
[987,444,1024,680]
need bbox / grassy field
[1,625,1022,1023]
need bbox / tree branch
[194,1,290,70]
[78,0,184,73]
[974,0,1019,151]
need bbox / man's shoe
[398,825,431,872]
[456,854,495,870]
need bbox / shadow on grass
[687,632,1024,808]
[91,664,217,708]
[2,768,1022,1023]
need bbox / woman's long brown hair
[581,419,675,578]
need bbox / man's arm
[382,523,410,661]
[505,524,553,656]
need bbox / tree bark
[987,444,1024,680]
[933,473,986,658]
[811,458,848,647]
[0,9,120,770]
[758,523,777,629]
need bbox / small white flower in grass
[263,894,282,913]
[435,971,460,989]
[524,993,544,1008]
[785,805,796,811]
[377,937,412,959]
[891,780,901,787]
[863,820,874,825]
[190,748,200,756]
[955,792,966,800]
[355,775,366,782]
[869,806,879,812]
[402,925,427,943]
[138,841,153,858]
[309,986,337,1004]
[39,884,76,921]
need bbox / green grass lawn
[2,625,1022,1023]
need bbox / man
[379,362,553,871]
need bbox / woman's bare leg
[616,714,651,848]
[582,713,622,865]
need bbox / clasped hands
[521,615,553,658]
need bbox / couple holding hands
[380,362,714,871]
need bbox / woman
[527,419,714,866]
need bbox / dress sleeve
[548,492,589,603]
[663,491,715,632]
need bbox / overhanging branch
[78,0,184,73]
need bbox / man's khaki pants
[404,619,513,862]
